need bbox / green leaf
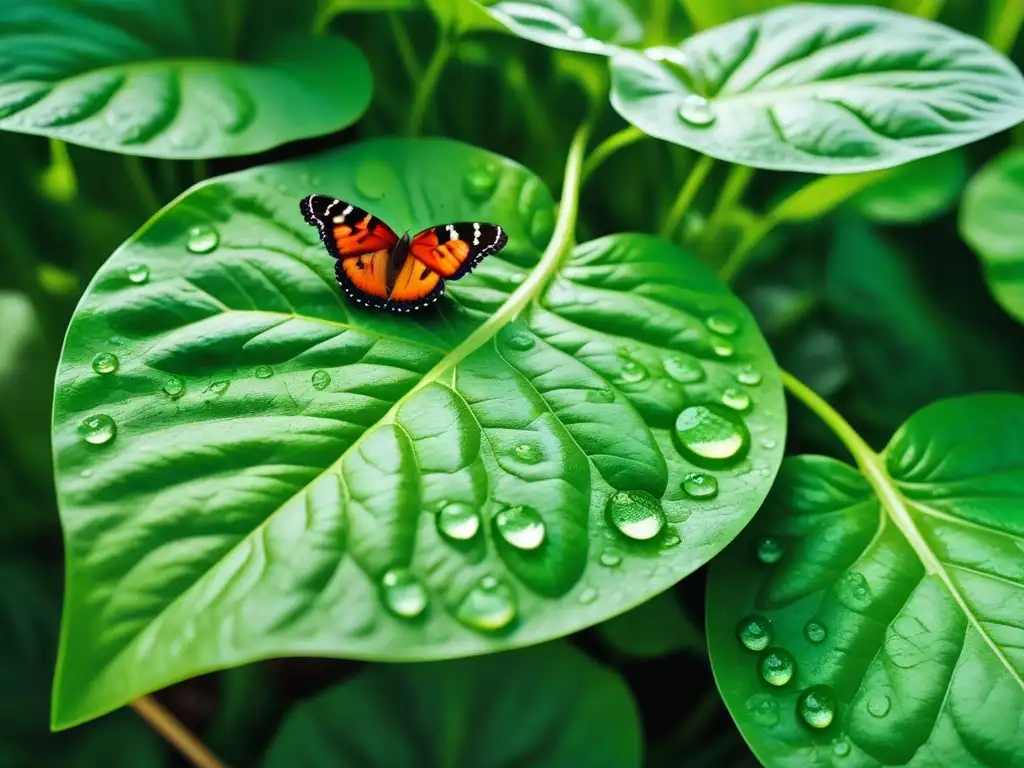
[853,150,966,224]
[598,589,704,658]
[51,137,785,728]
[961,148,1024,325]
[610,5,1024,173]
[707,394,1024,766]
[478,0,643,56]
[678,0,904,31]
[264,642,642,767]
[0,0,371,158]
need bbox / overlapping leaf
[708,395,1024,766]
[611,4,1024,173]
[0,0,371,157]
[51,138,785,727]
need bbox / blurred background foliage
[1,0,1023,765]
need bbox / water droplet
[845,571,870,599]
[79,414,116,445]
[606,490,666,541]
[645,46,688,66]
[126,263,150,284]
[495,506,546,550]
[678,94,716,127]
[311,369,331,391]
[711,338,735,358]
[760,648,797,687]
[566,25,585,40]
[706,312,739,335]
[80,468,93,478]
[380,569,427,619]
[599,550,622,568]
[756,536,784,565]
[163,376,185,399]
[722,387,751,412]
[674,405,750,467]
[579,587,597,604]
[798,686,837,729]
[504,332,535,351]
[253,365,273,379]
[91,352,118,375]
[463,162,500,201]
[456,576,517,632]
[804,620,827,644]
[186,224,219,254]
[586,388,615,403]
[866,694,891,718]
[736,614,773,652]
[745,693,779,727]
[682,472,719,499]
[832,738,851,757]
[760,437,778,450]
[661,529,681,549]
[513,444,542,464]
[663,354,705,383]
[618,359,649,384]
[437,502,481,542]
[207,380,229,395]
[737,367,762,386]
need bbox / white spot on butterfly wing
[473,222,481,245]
[446,224,458,241]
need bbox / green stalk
[406,32,458,137]
[699,163,754,249]
[660,154,715,239]
[388,10,422,83]
[582,126,647,184]
[122,155,161,214]
[988,0,1024,53]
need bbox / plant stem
[699,162,753,248]
[988,0,1024,53]
[122,155,161,215]
[131,696,228,768]
[388,10,422,83]
[647,0,670,45]
[582,125,647,183]
[660,154,715,239]
[406,31,457,137]
[780,370,873,465]
[717,216,775,285]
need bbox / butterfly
[300,194,508,313]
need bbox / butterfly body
[300,194,508,313]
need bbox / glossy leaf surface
[264,642,642,767]
[481,0,643,56]
[961,148,1024,325]
[610,4,1024,173]
[51,138,785,727]
[0,0,371,158]
[708,395,1024,766]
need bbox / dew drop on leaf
[760,437,778,450]
[711,337,735,358]
[456,576,517,633]
[721,387,751,412]
[599,549,622,568]
[503,332,535,351]
[866,694,892,718]
[804,619,827,644]
[207,380,229,395]
[380,569,428,619]
[736,366,762,386]
[579,587,597,604]
[760,648,797,687]
[832,738,851,757]
[126,263,150,284]
[513,443,542,463]
[756,536,784,565]
[462,161,500,201]
[661,529,681,549]
[736,614,773,652]
[705,311,739,335]
[494,505,546,550]
[186,224,219,254]
[677,94,716,127]
[566,25,585,40]
[617,359,649,384]
[91,352,118,375]
[798,686,837,730]
[745,693,779,727]
[681,472,718,499]
[663,354,705,383]
[311,369,331,391]
[674,405,750,467]
[605,490,666,541]
[163,376,185,399]
[79,414,116,445]
[253,365,273,379]
[436,502,481,542]
[586,388,615,403]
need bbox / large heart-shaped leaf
[610,4,1024,173]
[480,0,643,56]
[51,137,785,728]
[679,0,905,31]
[0,0,371,158]
[961,148,1024,325]
[707,394,1024,766]
[264,642,642,767]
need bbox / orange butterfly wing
[410,222,507,280]
[387,253,445,311]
